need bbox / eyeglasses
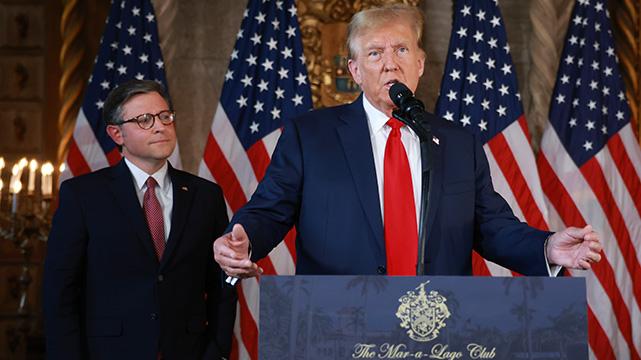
[119,110,175,130]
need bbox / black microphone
[389,82,425,122]
[389,82,430,141]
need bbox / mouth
[383,79,398,89]
[149,139,170,145]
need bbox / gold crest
[396,281,451,342]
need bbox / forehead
[121,91,169,117]
[356,22,417,49]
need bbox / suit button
[157,274,164,282]
[150,313,158,320]
[377,266,386,274]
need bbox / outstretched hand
[213,224,263,279]
[546,225,603,270]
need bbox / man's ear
[418,50,426,78]
[106,124,124,146]
[347,58,362,86]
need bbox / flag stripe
[508,117,550,218]
[237,282,259,360]
[587,307,618,359]
[203,133,248,212]
[266,241,296,275]
[487,130,548,229]
[484,144,526,221]
[210,105,259,201]
[66,138,92,177]
[538,154,584,227]
[246,140,271,182]
[607,132,641,218]
[471,251,492,276]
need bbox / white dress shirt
[363,95,422,226]
[125,158,173,242]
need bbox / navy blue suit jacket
[44,160,235,359]
[232,96,552,275]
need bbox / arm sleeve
[43,181,89,359]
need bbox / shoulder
[287,101,359,130]
[59,166,113,192]
[170,168,223,197]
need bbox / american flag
[537,0,641,358]
[197,0,312,358]
[62,0,180,181]
[435,0,550,276]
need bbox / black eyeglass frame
[117,110,176,130]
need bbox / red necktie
[143,177,165,260]
[384,119,418,275]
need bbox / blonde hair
[346,4,424,59]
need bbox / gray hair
[346,4,424,59]
[102,79,171,125]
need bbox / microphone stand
[392,108,432,276]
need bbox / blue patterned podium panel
[259,276,587,360]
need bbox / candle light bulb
[0,157,5,170]
[59,163,66,173]
[12,164,19,176]
[28,159,38,194]
[41,162,54,198]
[11,180,22,194]
[18,157,28,169]
[41,162,54,175]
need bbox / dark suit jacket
[232,96,552,276]
[44,160,235,360]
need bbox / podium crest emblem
[396,281,451,342]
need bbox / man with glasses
[44,80,235,359]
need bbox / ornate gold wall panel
[611,0,641,143]
[298,0,420,108]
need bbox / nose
[151,116,168,133]
[382,50,399,72]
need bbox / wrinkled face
[348,22,425,116]
[106,92,176,173]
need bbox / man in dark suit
[213,5,602,277]
[44,80,235,359]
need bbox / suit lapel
[160,166,194,269]
[108,160,158,262]
[336,97,385,256]
[423,119,444,261]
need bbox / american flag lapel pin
[432,136,440,146]
[181,186,188,191]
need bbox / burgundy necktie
[143,177,165,260]
[384,119,418,275]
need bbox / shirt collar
[124,158,170,192]
[362,94,391,135]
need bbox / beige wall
[158,0,539,174]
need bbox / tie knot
[386,118,404,130]
[146,177,158,189]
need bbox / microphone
[389,82,425,123]
[388,82,430,141]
